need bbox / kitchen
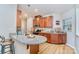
[14,4,75,54]
[0,4,76,54]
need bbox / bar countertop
[11,35,47,44]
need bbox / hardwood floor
[38,43,75,54]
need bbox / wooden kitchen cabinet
[44,16,53,28]
[29,44,39,54]
[50,33,67,44]
[33,15,53,28]
[59,34,67,43]
[27,44,39,54]
[33,19,38,27]
[39,18,45,28]
[33,15,42,27]
[50,34,58,43]
[38,32,67,44]
[16,9,22,34]
[16,9,22,27]
[33,19,40,27]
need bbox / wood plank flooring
[38,43,75,54]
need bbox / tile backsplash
[34,27,65,33]
[35,28,54,32]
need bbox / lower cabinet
[50,34,59,43]
[39,33,51,42]
[50,34,67,44]
[38,32,67,44]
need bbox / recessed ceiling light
[34,9,39,12]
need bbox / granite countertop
[11,35,47,44]
[34,31,66,34]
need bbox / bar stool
[0,36,15,54]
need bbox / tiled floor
[38,43,75,54]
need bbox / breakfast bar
[11,35,47,54]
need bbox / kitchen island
[33,32,67,44]
[11,34,47,54]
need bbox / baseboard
[66,43,75,49]
[66,43,77,54]
[74,48,78,54]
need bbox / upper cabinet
[39,17,45,28]
[16,9,22,34]
[33,15,42,28]
[16,9,22,27]
[44,16,53,28]
[33,15,53,28]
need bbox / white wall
[76,8,79,36]
[21,17,27,34]
[0,4,17,39]
[52,13,62,29]
[75,8,79,53]
[27,17,33,34]
[62,8,76,49]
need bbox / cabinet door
[51,34,58,43]
[44,16,52,28]
[46,34,51,43]
[16,10,22,27]
[58,34,64,43]
[33,19,37,27]
[58,34,67,44]
[62,34,67,44]
[44,17,47,27]
[39,18,44,28]
[33,18,40,27]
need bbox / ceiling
[18,4,75,17]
